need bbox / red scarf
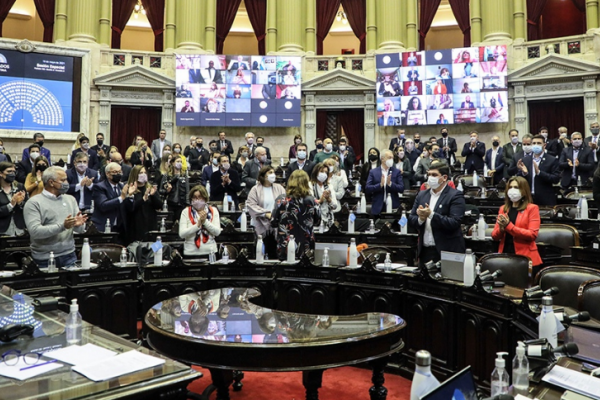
[188,206,213,248]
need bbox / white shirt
[572,148,580,178]
[531,155,542,194]
[592,136,598,162]
[263,186,274,213]
[419,184,446,247]
[491,147,499,170]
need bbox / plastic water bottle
[81,238,91,269]
[240,208,247,232]
[369,219,375,234]
[581,195,589,219]
[473,170,478,187]
[576,206,581,220]
[400,211,408,235]
[280,157,285,167]
[491,352,509,397]
[386,193,393,213]
[67,153,71,165]
[160,218,166,233]
[483,163,489,177]
[348,238,358,268]
[410,350,440,400]
[512,342,529,395]
[481,187,486,199]
[105,218,111,234]
[384,253,392,273]
[348,211,355,233]
[355,183,361,198]
[89,200,94,214]
[477,214,486,240]
[287,235,296,263]
[120,248,128,267]
[162,199,168,212]
[66,299,82,346]
[539,296,558,347]
[222,245,230,262]
[209,250,216,263]
[360,193,367,213]
[222,193,229,212]
[457,181,463,192]
[322,247,330,267]
[206,181,211,196]
[255,235,264,263]
[154,236,163,266]
[577,175,582,186]
[463,249,475,286]
[48,251,56,272]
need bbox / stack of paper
[72,350,165,381]
[0,359,63,380]
[542,365,600,399]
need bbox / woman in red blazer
[491,176,543,266]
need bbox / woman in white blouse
[323,157,348,200]
[246,166,286,259]
[179,185,222,257]
[309,163,341,227]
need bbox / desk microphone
[527,286,559,299]
[557,311,590,325]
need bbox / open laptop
[440,251,467,282]
[421,366,478,400]
[314,243,348,267]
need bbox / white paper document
[542,365,600,400]
[72,350,165,382]
[0,358,63,380]
[48,343,117,366]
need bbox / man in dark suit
[584,121,600,165]
[286,143,314,182]
[22,133,51,165]
[209,155,241,209]
[404,139,422,166]
[409,160,465,267]
[16,143,38,183]
[437,127,457,165]
[547,126,570,158]
[256,137,272,161]
[188,58,205,83]
[203,60,223,83]
[558,132,594,189]
[189,138,210,171]
[414,133,425,152]
[337,137,355,172]
[507,134,533,176]
[216,131,233,159]
[516,135,561,206]
[227,56,250,71]
[502,129,522,179]
[67,152,98,211]
[71,136,100,171]
[485,135,504,185]
[460,95,475,109]
[309,138,324,162]
[91,133,109,157]
[461,131,486,173]
[378,75,402,97]
[366,150,404,216]
[91,162,128,239]
[388,128,406,151]
[244,132,257,159]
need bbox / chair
[578,279,600,320]
[359,246,406,264]
[79,244,128,263]
[463,187,482,197]
[536,224,580,258]
[534,265,600,309]
[564,190,593,200]
[453,174,486,189]
[538,206,556,219]
[219,243,239,260]
[479,253,532,288]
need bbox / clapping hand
[567,158,573,167]
[198,210,207,225]
[497,214,509,229]
[150,185,157,196]
[120,184,129,200]
[386,174,392,186]
[144,186,151,201]
[222,174,231,185]
[533,160,540,175]
[10,191,25,206]
[127,184,136,196]
[73,211,88,227]
[575,158,580,167]
[517,159,528,175]
[417,203,431,220]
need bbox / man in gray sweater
[24,166,88,268]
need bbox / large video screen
[0,49,76,132]
[376,46,508,126]
[175,55,301,127]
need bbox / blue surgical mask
[532,144,543,154]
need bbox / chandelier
[133,0,146,18]
[336,10,348,24]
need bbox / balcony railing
[98,49,176,77]
[511,33,596,69]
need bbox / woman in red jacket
[491,176,542,267]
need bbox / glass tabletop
[145,288,406,345]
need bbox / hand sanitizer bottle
[105,218,111,234]
[222,245,230,262]
[491,352,509,397]
[322,247,330,267]
[463,249,475,286]
[369,219,375,234]
[512,342,529,396]
[120,248,128,267]
[348,211,355,234]
[355,183,361,198]
[240,208,248,232]
[160,218,166,233]
[577,175,582,186]
[384,253,392,272]
[386,193,393,213]
[348,238,358,268]
[81,238,91,269]
[287,235,296,263]
[154,236,163,266]
[66,299,83,346]
[162,199,168,212]
[473,170,478,187]
[255,235,264,263]
[410,350,440,400]
[48,251,56,272]
[539,296,558,347]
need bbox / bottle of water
[154,236,163,266]
[386,193,393,213]
[481,187,486,199]
[577,175,582,186]
[222,193,229,212]
[240,208,247,232]
[66,299,82,346]
[463,249,475,286]
[120,248,128,267]
[384,253,392,273]
[575,186,579,195]
[477,214,486,240]
[576,206,581,220]
[400,211,408,235]
[209,250,216,263]
[360,193,367,213]
[48,251,56,272]
[287,235,296,263]
[222,245,230,262]
[539,296,558,347]
[457,181,463,192]
[322,247,330,267]
[348,238,358,268]
[81,238,91,269]
[89,200,94,214]
[348,211,355,233]
[410,350,440,400]
[255,235,264,263]
[160,218,166,233]
[369,219,375,234]
[581,195,589,220]
[473,170,478,187]
[206,181,211,196]
[280,157,285,167]
[162,199,168,212]
[105,218,111,234]
[483,163,489,177]
[355,183,360,198]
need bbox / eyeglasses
[1,349,44,366]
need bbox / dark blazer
[91,179,126,232]
[242,159,271,189]
[461,141,486,173]
[547,138,569,158]
[0,182,26,234]
[67,167,99,209]
[217,139,234,157]
[287,160,315,183]
[518,154,560,206]
[389,137,406,151]
[15,159,33,184]
[204,68,223,83]
[189,69,205,84]
[189,147,209,171]
[365,167,404,215]
[258,146,272,161]
[405,148,422,166]
[408,185,466,257]
[485,147,504,185]
[309,149,322,162]
[507,150,533,176]
[91,144,109,155]
[71,149,100,171]
[558,146,594,188]
[201,165,217,186]
[584,135,600,164]
[22,147,51,164]
[437,137,457,163]
[130,151,154,170]
[502,142,522,178]
[100,163,131,183]
[338,146,355,172]
[209,169,241,208]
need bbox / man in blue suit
[409,161,465,266]
[485,135,504,185]
[67,152,98,212]
[91,162,128,240]
[366,150,404,216]
[22,133,51,164]
[461,130,486,173]
[516,135,561,206]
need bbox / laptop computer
[314,243,348,267]
[440,251,467,282]
[421,366,478,400]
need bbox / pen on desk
[19,359,58,371]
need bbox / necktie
[114,185,120,196]
[573,150,579,178]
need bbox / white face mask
[339,145,346,152]
[297,150,307,160]
[385,158,394,168]
[428,176,442,190]
[511,136,519,144]
[507,187,522,202]
[247,138,254,145]
[30,152,40,160]
[328,165,334,172]
[317,172,328,183]
[522,145,532,153]
[267,173,276,183]
[325,143,333,151]
[541,132,548,139]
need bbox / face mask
[328,165,334,172]
[385,158,394,168]
[76,163,87,173]
[36,165,47,172]
[192,199,206,211]
[295,139,301,144]
[97,140,104,146]
[241,152,248,158]
[317,172,328,183]
[573,139,583,147]
[164,150,171,155]
[316,143,323,150]
[212,158,219,165]
[414,139,420,144]
[428,176,442,190]
[592,128,600,135]
[511,136,519,144]
[532,144,543,154]
[247,138,254,145]
[0,146,3,152]
[507,188,522,202]
[523,145,532,153]
[470,137,477,143]
[441,131,448,137]
[4,173,15,183]
[339,145,346,152]
[198,143,204,148]
[30,152,40,160]
[398,152,405,158]
[492,141,499,147]
[325,143,333,151]
[138,173,148,183]
[399,134,405,139]
[37,140,44,147]
[174,148,181,153]
[82,143,90,150]
[111,173,122,183]
[559,133,567,139]
[142,146,148,152]
[297,150,306,160]
[369,154,378,162]
[175,162,182,169]
[267,173,276,183]
[222,162,230,171]
[540,132,548,139]
[57,181,69,195]
[258,155,267,163]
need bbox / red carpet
[188,366,411,400]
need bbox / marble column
[266,0,277,53]
[586,0,599,31]
[305,0,316,54]
[583,77,598,127]
[405,0,418,51]
[162,90,175,138]
[376,0,403,52]
[204,0,216,53]
[470,0,482,44]
[164,0,176,51]
[98,0,111,46]
[54,0,67,43]
[481,0,512,43]
[68,0,98,42]
[276,0,303,53]
[512,0,525,43]
[304,92,317,149]
[512,83,527,136]
[175,0,203,50]
[364,91,375,152]
[366,0,377,53]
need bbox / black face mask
[4,173,15,183]
[97,140,104,146]
[369,154,378,162]
[316,144,323,150]
[37,140,44,147]
[36,165,47,172]
[197,143,203,148]
[492,141,499,147]
[111,174,122,183]
[414,139,420,143]
[441,132,448,137]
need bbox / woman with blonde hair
[159,154,188,221]
[130,140,153,169]
[309,162,341,226]
[235,145,249,174]
[322,157,348,200]
[124,165,162,243]
[125,135,144,162]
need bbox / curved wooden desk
[145,288,406,400]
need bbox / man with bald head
[92,162,129,241]
[242,146,271,189]
[100,152,131,182]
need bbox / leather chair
[578,279,600,320]
[359,246,406,264]
[538,206,556,219]
[536,224,580,260]
[219,243,239,260]
[534,265,600,309]
[453,174,487,189]
[479,253,532,288]
[79,244,128,263]
[463,187,482,197]
[564,190,593,200]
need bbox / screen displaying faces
[376,46,508,126]
[175,55,301,127]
